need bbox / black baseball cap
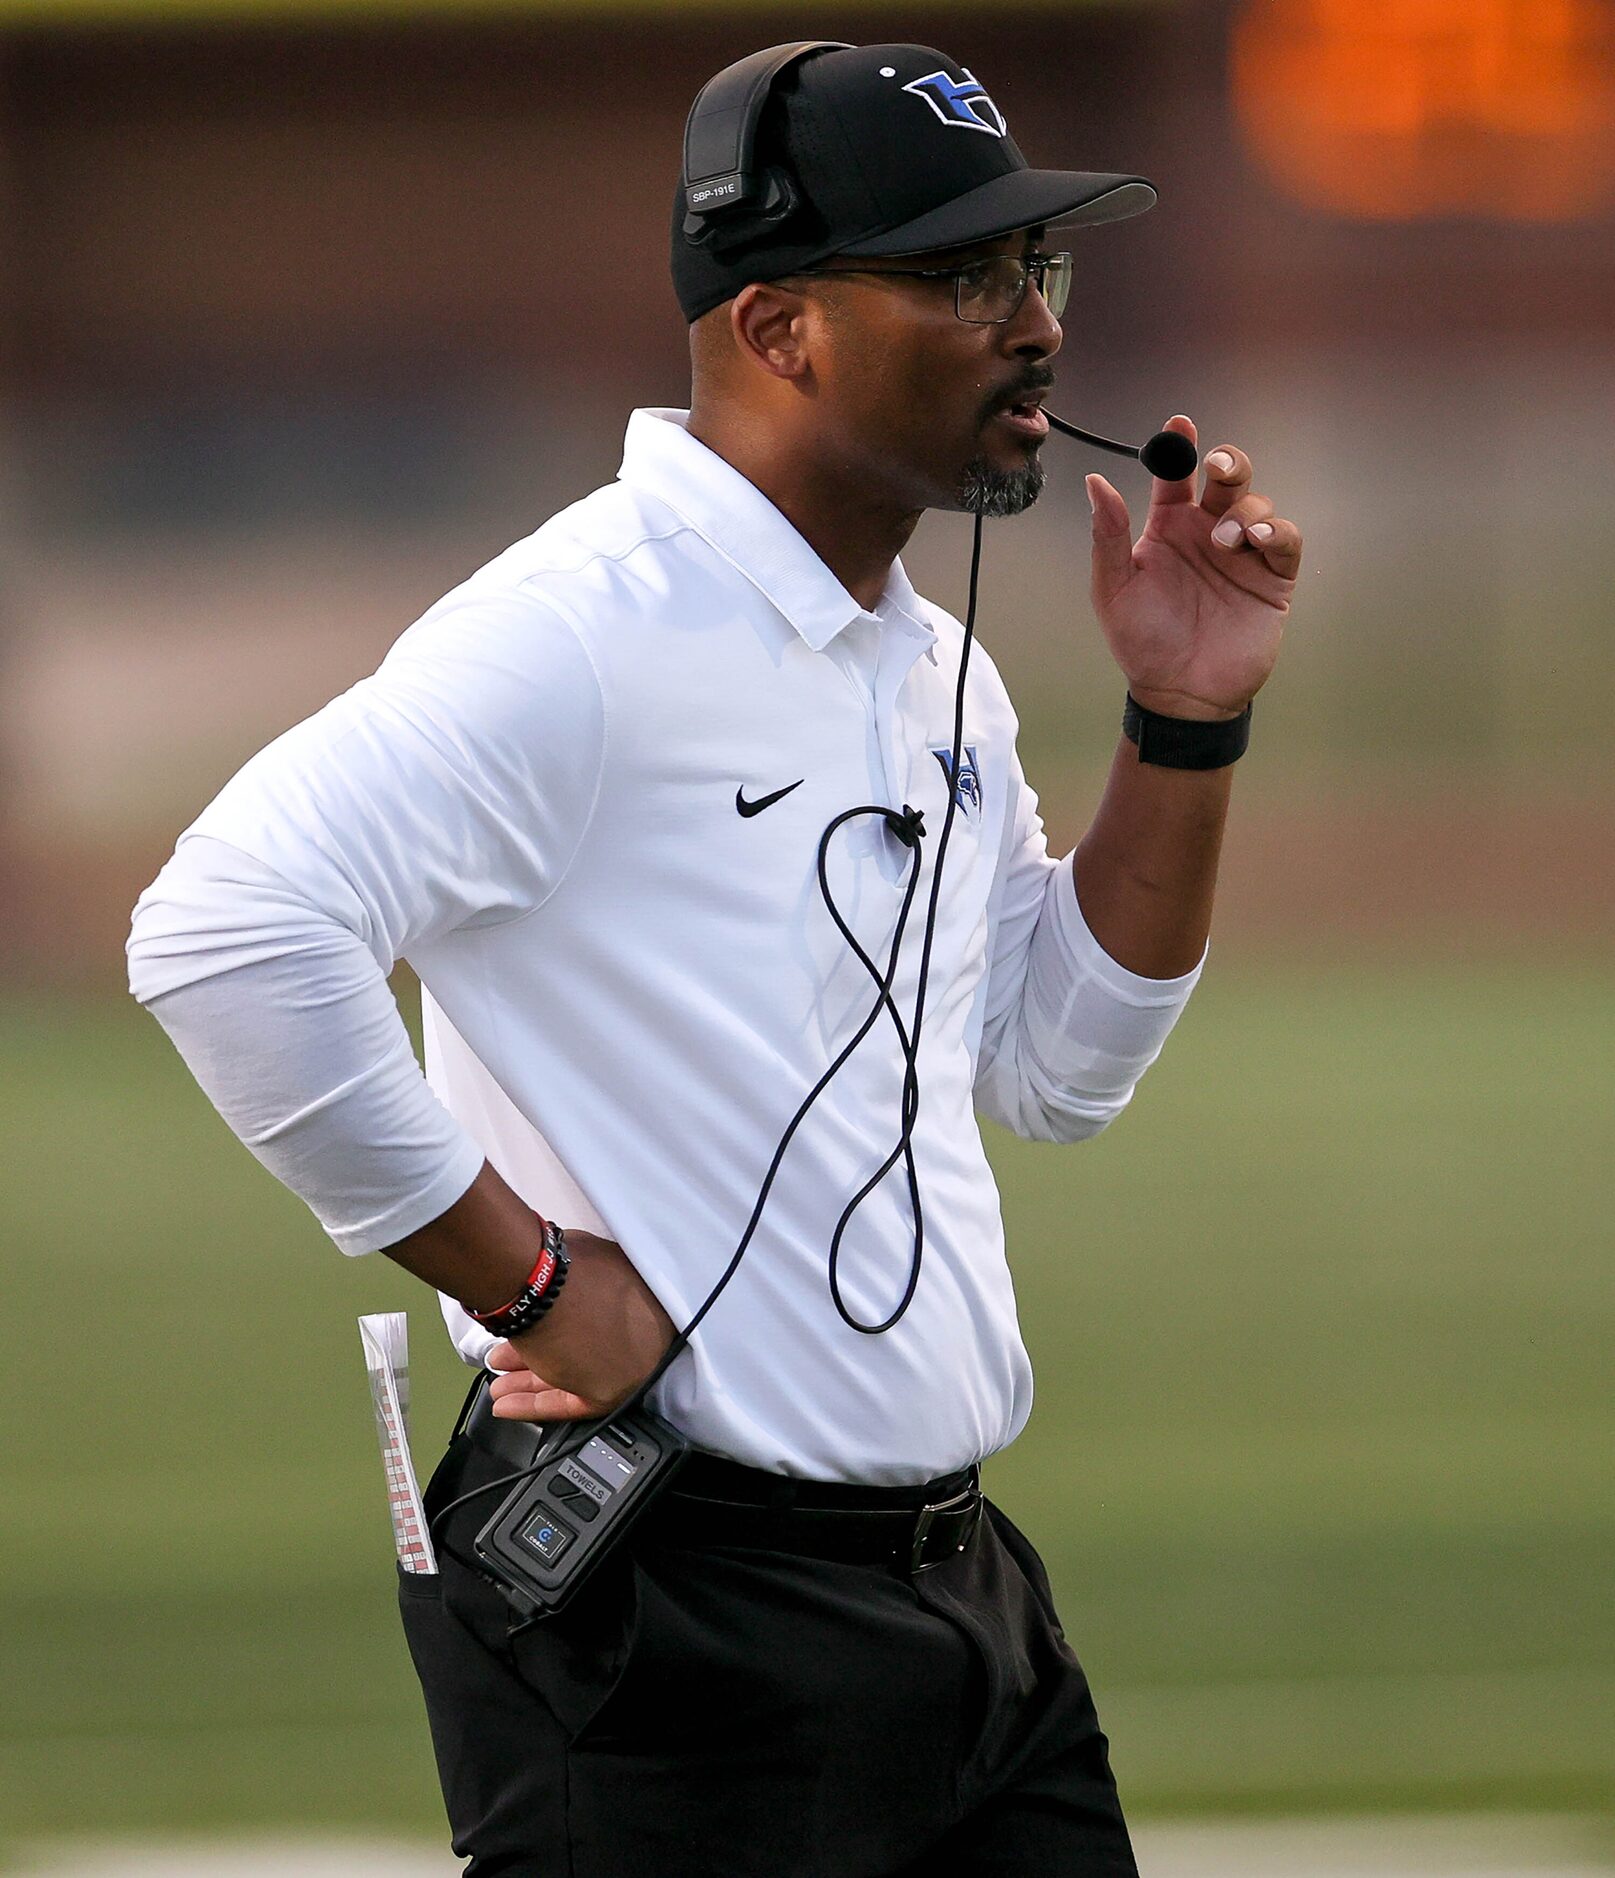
[672,42,1156,322]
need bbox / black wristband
[1122,694,1251,770]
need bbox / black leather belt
[653,1449,984,1575]
[456,1377,983,1577]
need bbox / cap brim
[835,169,1156,259]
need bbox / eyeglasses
[792,250,1072,325]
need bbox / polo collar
[617,408,931,652]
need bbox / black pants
[398,1411,1139,1877]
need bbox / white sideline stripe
[17,1847,460,1878]
[12,1844,458,1877]
[1134,1815,1615,1876]
[14,1818,1615,1877]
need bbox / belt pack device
[471,1391,690,1615]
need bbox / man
[127,41,1301,1878]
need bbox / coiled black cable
[427,511,987,1566]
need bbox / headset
[680,40,1200,481]
[426,45,1197,1610]
[681,40,852,247]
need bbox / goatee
[959,453,1046,517]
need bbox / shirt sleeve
[126,589,606,1254]
[971,745,1204,1143]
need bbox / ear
[729,282,813,382]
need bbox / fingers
[493,1386,596,1422]
[1247,515,1302,580]
[1086,472,1134,606]
[1208,493,1274,546]
[1198,443,1253,518]
[1146,413,1199,511]
[488,1367,596,1422]
[1207,494,1302,578]
[484,1338,524,1371]
[1202,460,1302,579]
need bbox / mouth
[986,383,1052,441]
[992,400,1049,441]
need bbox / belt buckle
[908,1481,981,1575]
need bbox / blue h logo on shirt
[933,745,983,816]
[902,69,1007,138]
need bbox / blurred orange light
[1231,0,1615,221]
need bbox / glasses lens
[1038,252,1073,319]
[955,256,1025,324]
[954,254,1073,323]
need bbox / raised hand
[1084,414,1302,722]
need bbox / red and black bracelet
[465,1213,570,1338]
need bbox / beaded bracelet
[465,1214,571,1338]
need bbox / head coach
[126,39,1303,1878]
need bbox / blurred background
[1,0,1611,1872]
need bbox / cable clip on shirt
[884,804,927,849]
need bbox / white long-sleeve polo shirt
[127,406,1203,1485]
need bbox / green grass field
[1,960,1611,1850]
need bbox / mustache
[981,367,1057,425]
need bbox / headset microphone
[1045,410,1199,483]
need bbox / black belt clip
[907,1470,983,1574]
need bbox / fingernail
[1212,517,1243,546]
[1085,477,1097,513]
[1248,521,1274,541]
[1206,451,1235,474]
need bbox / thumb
[1086,474,1134,603]
[484,1338,523,1372]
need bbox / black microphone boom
[1046,410,1199,483]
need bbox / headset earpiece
[682,166,802,250]
[680,40,849,247]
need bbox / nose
[1002,277,1062,361]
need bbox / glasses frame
[790,250,1072,325]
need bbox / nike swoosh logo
[735,778,803,818]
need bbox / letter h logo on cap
[902,67,1007,137]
